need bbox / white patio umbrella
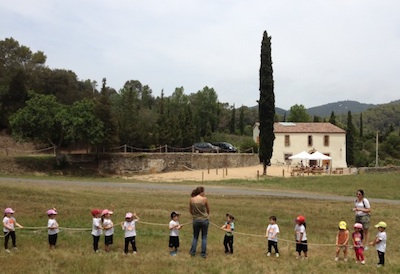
[309,151,332,160]
[288,151,312,160]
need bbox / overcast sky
[1,0,399,110]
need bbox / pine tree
[258,31,275,175]
[329,111,336,125]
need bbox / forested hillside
[1,37,399,167]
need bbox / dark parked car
[193,142,220,153]
[212,142,238,153]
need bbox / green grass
[0,174,399,273]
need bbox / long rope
[9,219,337,247]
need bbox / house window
[284,153,292,161]
[284,135,290,147]
[324,135,329,146]
[308,135,313,147]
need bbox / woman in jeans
[352,189,371,248]
[189,186,210,258]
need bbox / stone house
[253,122,347,168]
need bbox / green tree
[96,78,118,148]
[0,37,46,128]
[9,93,67,157]
[63,99,105,151]
[346,111,356,166]
[258,31,275,175]
[239,106,245,135]
[329,111,337,125]
[381,132,400,159]
[287,104,310,122]
[229,105,236,134]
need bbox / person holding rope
[3,207,23,253]
[221,213,235,255]
[102,209,114,252]
[121,212,139,255]
[353,189,371,249]
[189,186,210,258]
[91,209,103,253]
[47,208,59,250]
[294,215,308,259]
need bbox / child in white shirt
[121,212,140,255]
[266,215,280,257]
[169,211,182,256]
[370,221,387,267]
[47,208,59,250]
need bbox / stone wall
[67,153,260,175]
[357,166,400,174]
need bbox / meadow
[0,173,399,274]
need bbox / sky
[1,0,400,110]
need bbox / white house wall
[271,133,347,168]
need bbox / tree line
[1,37,399,167]
[0,37,258,156]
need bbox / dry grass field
[0,171,399,274]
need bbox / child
[47,208,59,250]
[352,223,365,264]
[369,221,387,267]
[265,215,279,257]
[221,213,235,254]
[294,215,307,259]
[102,209,114,252]
[121,212,140,255]
[169,211,182,256]
[3,207,23,253]
[91,209,103,253]
[335,221,349,262]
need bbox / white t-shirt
[3,216,15,233]
[375,231,387,252]
[355,198,370,216]
[122,220,138,238]
[295,224,307,241]
[48,219,59,235]
[103,219,114,236]
[169,220,180,237]
[91,217,102,236]
[266,223,279,242]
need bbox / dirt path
[1,175,399,205]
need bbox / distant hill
[249,99,399,120]
[306,100,377,117]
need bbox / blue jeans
[190,219,209,256]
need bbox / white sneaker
[267,252,271,257]
[276,253,279,257]
[361,260,365,265]
[5,249,10,253]
[344,258,348,262]
[334,257,339,262]
[133,251,137,255]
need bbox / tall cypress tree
[259,31,275,175]
[229,104,236,134]
[346,110,356,166]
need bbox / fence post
[165,145,167,153]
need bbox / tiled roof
[273,122,346,133]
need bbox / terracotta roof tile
[273,122,346,133]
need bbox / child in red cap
[294,215,308,259]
